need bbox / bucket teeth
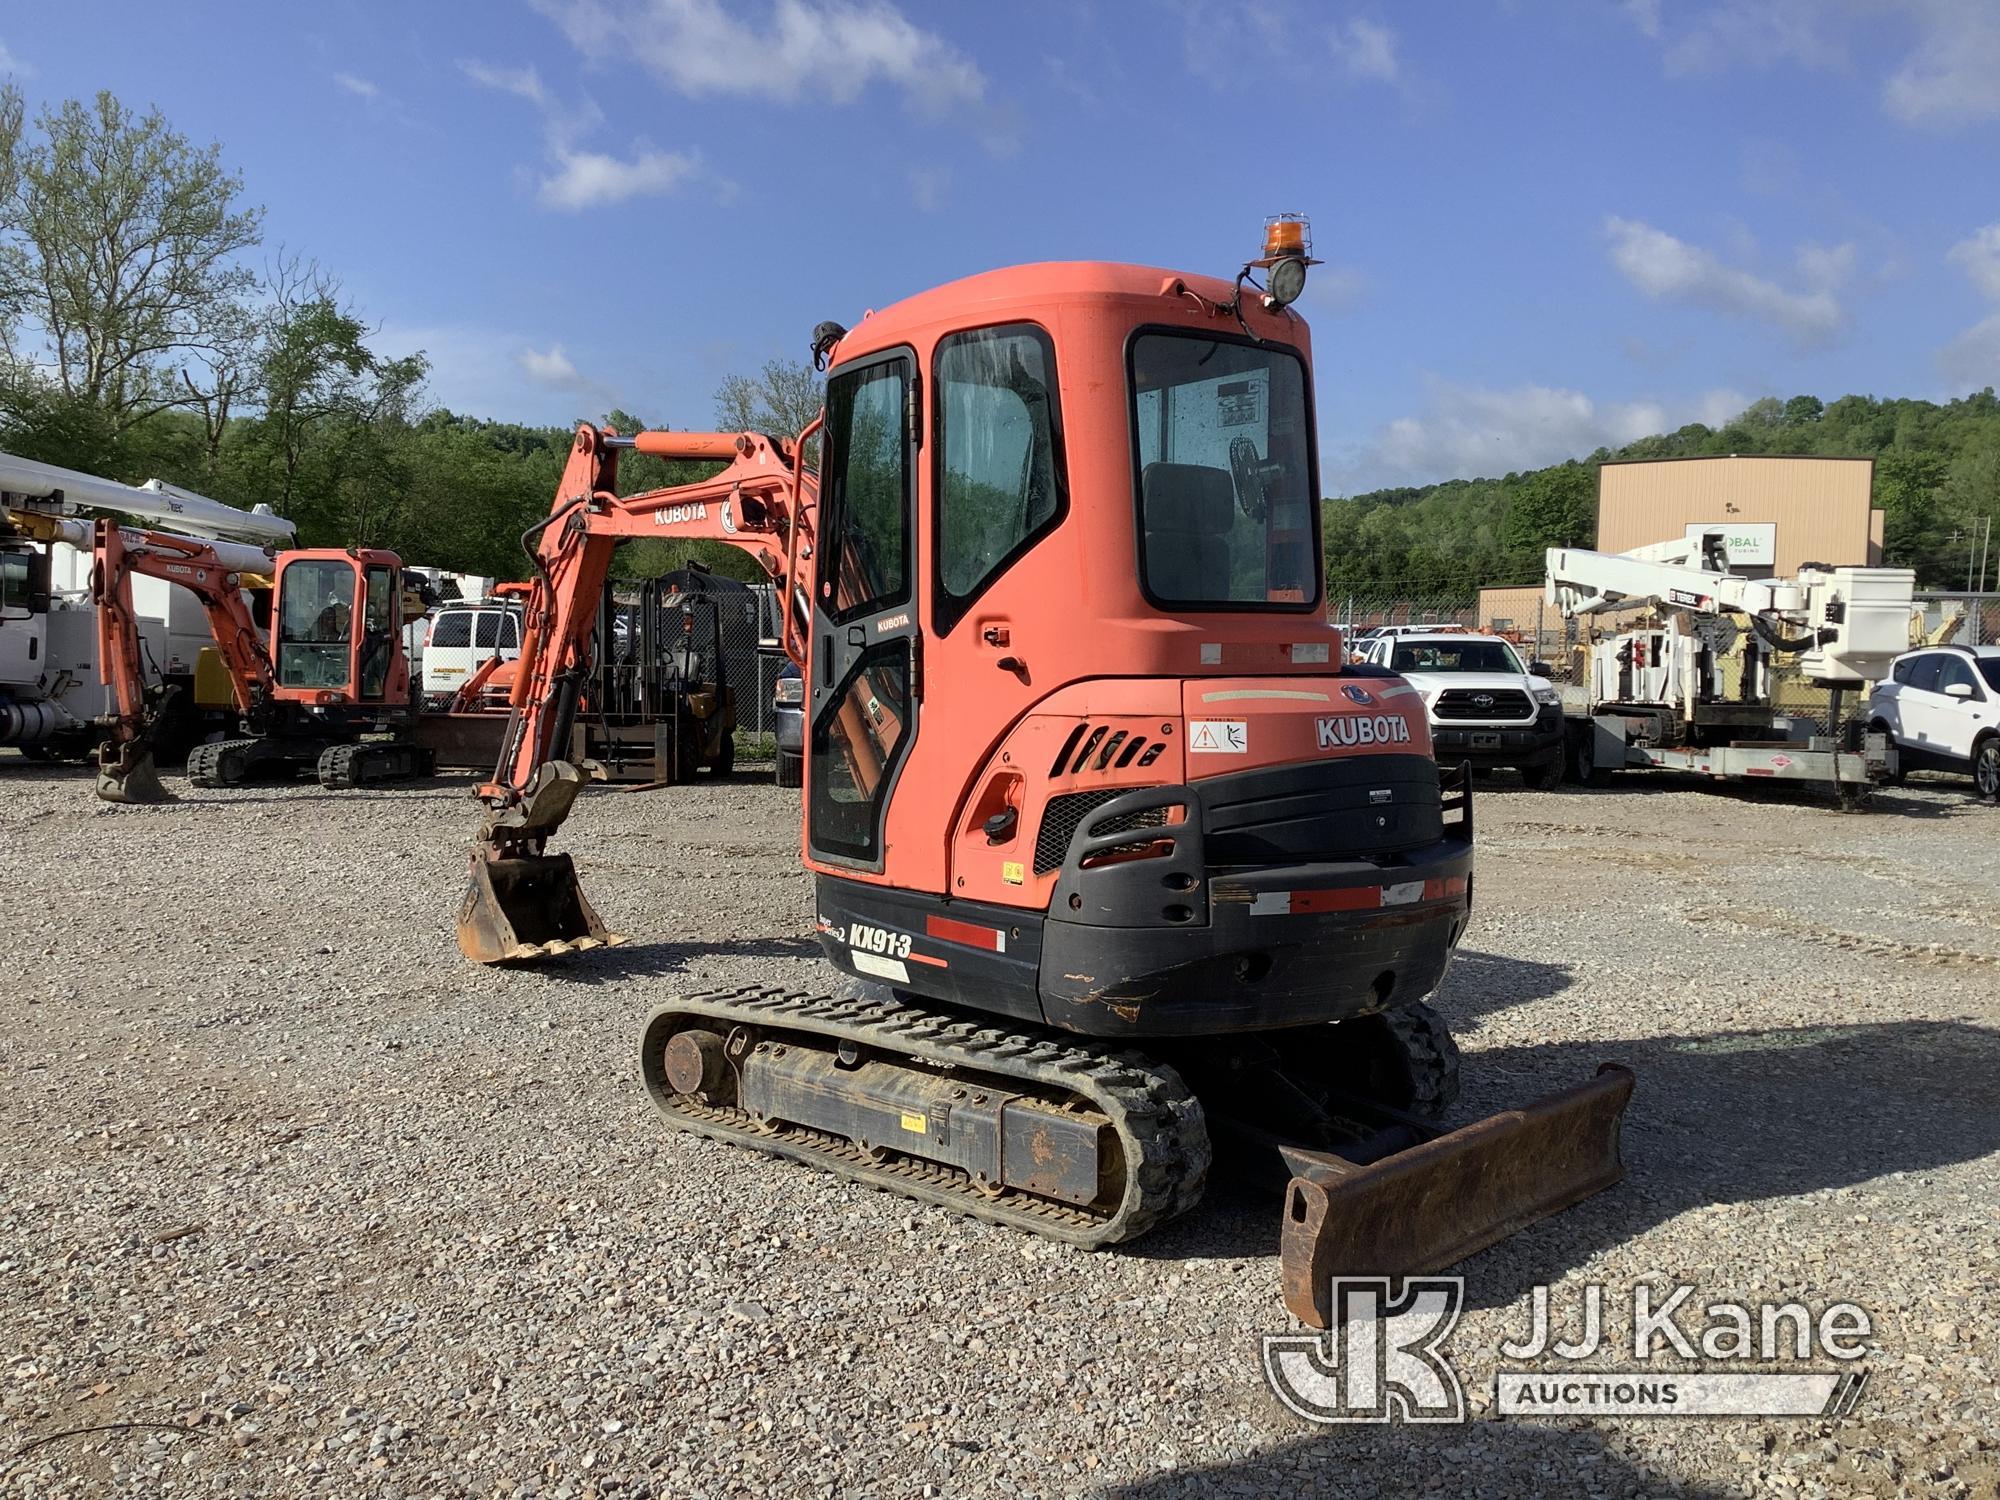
[456,848,617,965]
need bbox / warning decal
[1188,720,1248,754]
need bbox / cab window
[277,559,355,690]
[934,324,1066,633]
[819,356,910,622]
[1131,331,1318,610]
[431,612,472,648]
[359,565,395,699]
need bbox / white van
[422,602,521,706]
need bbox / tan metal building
[1595,455,1883,574]
[1477,454,1885,654]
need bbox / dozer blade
[95,743,175,805]
[1280,1063,1635,1328]
[456,849,626,964]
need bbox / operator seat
[1141,462,1235,601]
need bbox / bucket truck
[1545,534,1916,799]
[0,452,294,762]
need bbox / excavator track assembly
[640,986,1211,1246]
[317,740,435,788]
[186,736,288,788]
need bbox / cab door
[806,348,920,874]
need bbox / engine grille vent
[1047,724,1163,778]
[1034,790,1169,875]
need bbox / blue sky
[4,1,1998,493]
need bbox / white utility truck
[0,452,294,761]
[1545,534,1915,803]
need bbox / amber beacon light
[1255,213,1318,309]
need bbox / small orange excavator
[456,220,1633,1325]
[90,518,436,800]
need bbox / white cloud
[1302,264,1368,316]
[461,54,692,212]
[1637,1,2000,129]
[518,346,583,387]
[1939,314,2000,387]
[1620,0,1662,39]
[907,165,947,214]
[517,342,628,411]
[1337,380,1750,491]
[1882,3,2000,126]
[334,73,380,98]
[1659,0,1845,75]
[459,58,550,108]
[1330,18,1399,83]
[1947,225,2000,304]
[1604,217,1848,342]
[538,145,697,211]
[1939,225,2000,386]
[532,0,990,115]
[0,41,32,77]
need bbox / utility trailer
[1565,697,1897,802]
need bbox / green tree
[0,90,261,435]
[716,356,823,468]
[1500,462,1594,552]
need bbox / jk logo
[1262,1278,1467,1424]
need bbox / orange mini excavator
[456,220,1633,1325]
[90,519,435,800]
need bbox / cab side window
[1903,654,1944,693]
[934,324,1066,634]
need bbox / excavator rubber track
[186,736,286,788]
[317,741,435,789]
[640,986,1211,1247]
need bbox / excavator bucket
[1280,1064,1635,1328]
[456,849,624,963]
[96,742,174,805]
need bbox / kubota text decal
[1317,714,1412,749]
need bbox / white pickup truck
[1355,630,1566,789]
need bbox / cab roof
[828,260,1302,364]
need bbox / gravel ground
[1,754,1996,1499]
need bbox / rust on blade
[1280,1064,1635,1328]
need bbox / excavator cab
[270,550,409,706]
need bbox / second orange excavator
[87,518,436,800]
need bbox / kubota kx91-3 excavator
[456,221,1633,1325]
[89,518,436,801]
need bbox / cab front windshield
[277,559,356,690]
[1132,333,1318,609]
[1392,640,1525,674]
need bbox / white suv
[1356,631,1566,789]
[1867,645,2000,799]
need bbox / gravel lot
[1,755,1996,1499]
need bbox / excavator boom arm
[86,518,278,804]
[458,421,816,964]
[482,423,813,811]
